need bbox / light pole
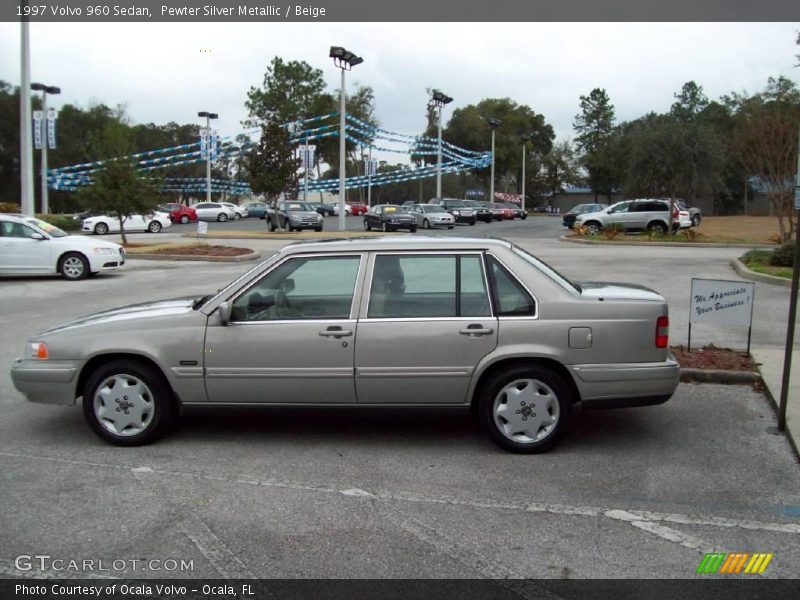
[520,134,529,215]
[20,16,34,216]
[31,83,60,214]
[430,90,453,200]
[330,46,363,231]
[197,111,218,204]
[488,117,502,204]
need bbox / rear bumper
[568,354,680,409]
[11,358,81,406]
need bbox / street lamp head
[520,134,530,142]
[330,46,363,69]
[198,111,209,117]
[349,56,364,67]
[488,117,502,129]
[329,46,345,59]
[209,113,219,120]
[431,90,454,108]
[45,86,60,95]
[31,82,46,91]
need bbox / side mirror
[31,232,46,241]
[218,301,232,325]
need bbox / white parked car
[220,202,247,220]
[82,212,171,235]
[191,202,237,222]
[0,214,124,280]
[331,203,352,216]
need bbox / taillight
[672,207,679,218]
[655,316,669,348]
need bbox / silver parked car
[11,237,679,453]
[404,204,455,229]
[574,199,687,235]
[266,201,324,232]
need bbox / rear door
[355,252,497,404]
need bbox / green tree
[77,120,162,245]
[671,81,709,122]
[245,57,326,125]
[540,139,582,200]
[245,119,300,220]
[573,88,618,200]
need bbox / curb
[183,231,399,241]
[755,370,800,461]
[731,258,791,288]
[127,250,260,263]
[560,235,776,249]
[680,368,761,385]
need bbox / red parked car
[158,203,197,224]
[349,202,369,216]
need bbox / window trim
[361,251,493,321]
[484,253,539,320]
[227,252,366,324]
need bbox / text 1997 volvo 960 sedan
[11,237,679,453]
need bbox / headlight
[93,247,115,255]
[25,342,49,360]
[451,210,460,215]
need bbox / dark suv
[462,200,493,223]
[428,198,477,225]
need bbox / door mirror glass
[30,232,46,240]
[218,301,232,325]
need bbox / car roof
[282,236,514,255]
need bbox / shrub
[678,228,704,242]
[0,202,21,213]
[35,213,81,232]
[769,242,795,267]
[572,224,589,237]
[600,224,623,240]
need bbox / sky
[0,21,798,162]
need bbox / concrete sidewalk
[752,346,800,459]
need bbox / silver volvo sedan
[11,237,679,453]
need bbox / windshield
[285,202,313,211]
[512,245,581,294]
[422,206,444,213]
[25,217,68,238]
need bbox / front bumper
[11,358,81,406]
[568,354,680,409]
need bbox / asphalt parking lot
[1,223,799,580]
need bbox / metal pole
[521,141,526,214]
[489,128,496,204]
[303,135,309,203]
[436,105,443,199]
[778,130,800,432]
[41,91,48,214]
[20,19,34,216]
[203,118,209,201]
[338,67,346,231]
[367,144,372,207]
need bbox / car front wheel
[180,215,189,224]
[584,222,601,235]
[364,220,371,231]
[479,365,572,454]
[648,222,667,234]
[82,360,175,446]
[59,252,89,281]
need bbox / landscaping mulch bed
[671,344,756,372]
[149,244,251,257]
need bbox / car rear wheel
[648,221,667,234]
[148,221,162,233]
[423,219,430,229]
[364,220,371,231]
[234,213,241,220]
[479,365,572,454]
[217,213,228,222]
[382,222,390,232]
[59,252,89,281]
[692,214,701,227]
[267,218,276,232]
[180,215,189,224]
[93,223,109,235]
[82,360,174,446]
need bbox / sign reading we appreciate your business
[690,278,755,327]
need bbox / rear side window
[486,256,536,317]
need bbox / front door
[0,219,52,274]
[203,254,365,404]
[355,253,497,404]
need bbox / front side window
[608,202,630,214]
[368,254,490,319]
[1,221,39,239]
[231,255,361,322]
[487,256,536,317]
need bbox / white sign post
[197,221,208,236]
[689,278,755,353]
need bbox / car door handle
[459,325,494,337]
[319,327,353,338]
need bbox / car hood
[578,282,664,302]
[287,210,321,218]
[51,234,121,250]
[385,213,415,219]
[41,296,200,334]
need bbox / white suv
[574,199,690,235]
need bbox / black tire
[692,214,701,227]
[234,213,241,221]
[82,359,175,446]
[648,221,667,235]
[410,226,417,233]
[314,226,323,233]
[521,213,527,220]
[94,222,109,235]
[382,222,390,232]
[180,215,189,224]
[267,218,276,232]
[448,225,454,229]
[584,221,602,235]
[479,365,572,454]
[59,252,89,281]
[147,221,162,233]
[423,219,430,229]
[364,220,371,231]
[469,219,476,226]
[217,213,228,222]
